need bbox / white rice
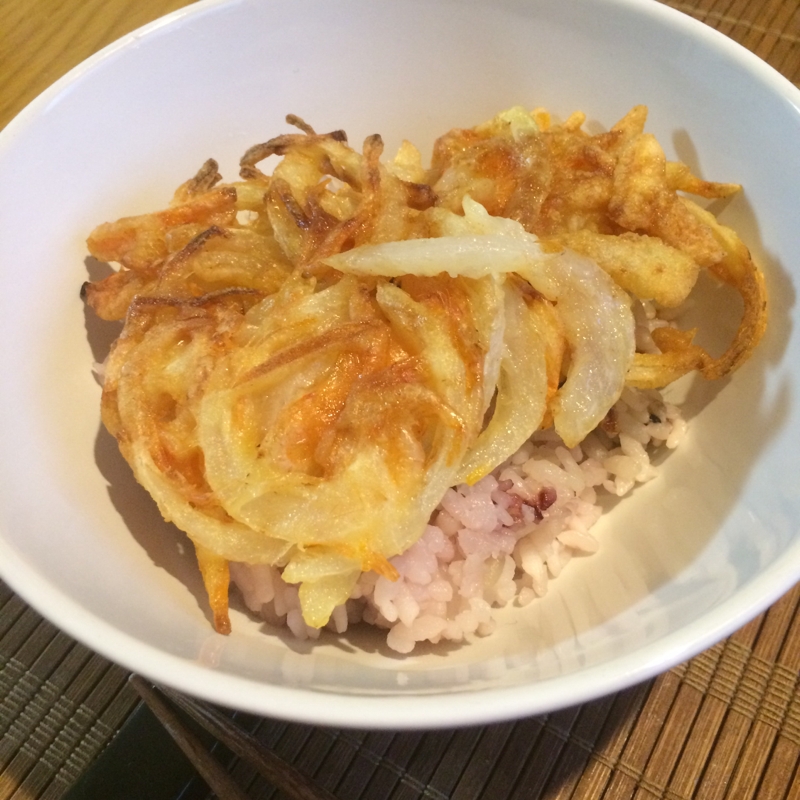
[230,386,685,653]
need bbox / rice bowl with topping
[81,102,763,654]
[0,0,797,729]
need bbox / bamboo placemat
[1,0,799,798]
[0,580,137,800]
[2,577,797,799]
[661,0,800,85]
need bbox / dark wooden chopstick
[129,675,251,800]
[129,675,337,800]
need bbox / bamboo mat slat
[170,587,799,800]
[0,592,138,800]
[661,0,800,85]
[1,0,800,797]
[0,586,797,798]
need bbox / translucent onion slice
[459,275,506,412]
[456,283,548,485]
[326,199,636,447]
[323,232,547,280]
[517,250,634,447]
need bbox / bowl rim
[2,532,798,728]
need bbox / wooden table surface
[3,0,800,131]
[1,0,197,130]
[1,1,799,799]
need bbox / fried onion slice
[243,124,432,271]
[622,200,767,388]
[680,198,768,379]
[195,274,490,626]
[83,161,285,321]
[626,327,709,389]
[194,543,232,635]
[608,132,726,268]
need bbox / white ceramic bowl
[1,0,798,729]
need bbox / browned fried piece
[547,229,699,308]
[173,158,223,201]
[429,105,766,386]
[83,179,238,320]
[81,268,154,321]
[154,225,291,298]
[430,109,624,236]
[239,128,349,179]
[246,129,373,268]
[88,186,237,272]
[608,133,725,267]
[82,158,292,320]
[247,128,433,274]
[681,198,768,380]
[301,132,387,264]
[194,543,231,634]
[626,328,709,389]
[430,106,739,246]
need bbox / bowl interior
[0,0,798,728]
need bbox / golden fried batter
[83,108,767,634]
